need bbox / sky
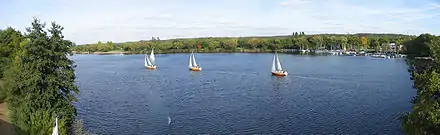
[1,0,440,44]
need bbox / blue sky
[1,0,440,44]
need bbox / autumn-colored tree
[361,36,367,50]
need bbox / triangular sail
[145,54,152,66]
[51,117,58,135]
[149,49,155,65]
[189,53,193,68]
[271,55,276,71]
[275,55,283,71]
[192,53,198,67]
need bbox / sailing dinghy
[189,52,202,71]
[145,49,157,69]
[271,53,288,76]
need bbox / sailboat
[51,116,58,135]
[145,49,157,69]
[271,53,288,76]
[189,52,202,71]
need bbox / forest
[72,33,415,54]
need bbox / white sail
[145,54,152,66]
[189,53,193,68]
[276,55,283,71]
[51,117,58,135]
[144,54,148,66]
[192,53,198,67]
[149,49,155,65]
[271,55,276,72]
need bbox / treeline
[72,33,415,53]
[0,19,86,134]
[401,34,440,135]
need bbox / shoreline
[73,49,275,55]
[72,49,401,56]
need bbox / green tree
[322,36,331,50]
[207,40,220,50]
[337,36,348,51]
[4,18,79,135]
[296,36,309,50]
[404,34,437,57]
[402,70,440,135]
[223,38,238,50]
[283,37,294,49]
[184,39,196,49]
[248,38,261,49]
[308,36,323,51]
[172,40,184,49]
[326,36,336,50]
[372,38,381,52]
[347,36,362,51]
[402,34,440,135]
[0,27,23,78]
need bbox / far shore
[72,49,399,55]
[72,49,276,55]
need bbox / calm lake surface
[72,53,415,135]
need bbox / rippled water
[72,53,415,135]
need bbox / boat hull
[271,71,288,76]
[189,67,202,71]
[145,65,157,69]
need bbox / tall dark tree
[4,18,78,135]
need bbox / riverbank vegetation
[72,33,415,54]
[0,18,86,134]
[401,34,440,135]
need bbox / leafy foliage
[0,27,23,78]
[72,33,415,53]
[402,34,440,135]
[404,34,437,57]
[4,18,78,135]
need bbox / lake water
[72,53,415,135]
